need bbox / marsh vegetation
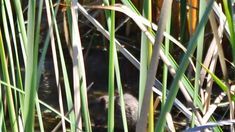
[1,0,235,131]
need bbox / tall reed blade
[22,0,37,131]
[12,0,27,64]
[71,1,92,131]
[192,0,206,128]
[0,28,18,132]
[107,0,115,131]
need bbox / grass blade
[71,1,92,131]
[0,28,18,132]
[191,0,206,127]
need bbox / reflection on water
[38,57,60,110]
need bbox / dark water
[36,48,139,131]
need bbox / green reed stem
[0,28,18,132]
[107,0,115,131]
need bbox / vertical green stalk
[0,29,18,132]
[162,0,172,108]
[12,0,27,63]
[114,54,128,132]
[138,0,149,117]
[35,95,44,132]
[23,0,36,131]
[107,0,115,131]
[138,2,153,126]
[142,0,153,131]
[103,0,128,131]
[34,0,44,130]
[191,0,206,127]
[161,2,172,131]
